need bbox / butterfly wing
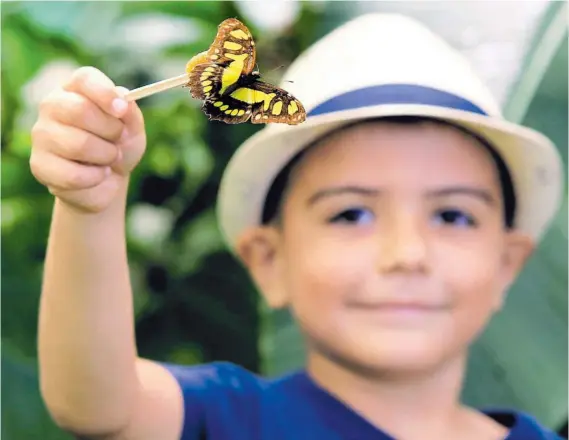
[188,64,225,101]
[189,18,305,125]
[229,81,306,125]
[202,95,254,124]
[206,18,256,77]
[188,18,257,101]
[201,80,306,125]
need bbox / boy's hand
[30,66,146,213]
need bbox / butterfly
[187,18,306,125]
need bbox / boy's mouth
[347,299,450,323]
[349,300,448,310]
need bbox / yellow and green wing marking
[203,81,305,124]
[188,18,306,125]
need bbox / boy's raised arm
[31,67,184,440]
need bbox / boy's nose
[376,212,429,275]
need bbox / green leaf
[2,350,72,440]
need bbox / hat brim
[217,104,563,251]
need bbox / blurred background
[1,1,567,439]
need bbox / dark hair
[261,116,517,228]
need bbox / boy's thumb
[115,86,145,134]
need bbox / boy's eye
[432,208,477,227]
[329,208,374,225]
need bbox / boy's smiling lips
[345,280,451,312]
[349,300,449,313]
[350,301,447,310]
[346,298,451,323]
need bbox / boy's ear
[494,230,535,310]
[235,226,289,309]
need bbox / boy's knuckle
[28,152,42,179]
[108,121,124,141]
[29,152,53,188]
[71,94,94,119]
[69,66,97,86]
[38,91,60,116]
[47,186,61,197]
[63,167,87,189]
[64,96,98,130]
[68,130,93,160]
[31,121,48,145]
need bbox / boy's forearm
[38,179,139,435]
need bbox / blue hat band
[307,84,488,117]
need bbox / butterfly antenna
[270,65,294,83]
[269,64,285,73]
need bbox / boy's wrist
[53,176,130,221]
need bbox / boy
[30,13,564,440]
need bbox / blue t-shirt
[163,361,562,440]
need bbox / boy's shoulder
[160,361,564,440]
[160,360,321,440]
[160,360,293,398]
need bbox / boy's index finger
[63,66,128,118]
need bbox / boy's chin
[356,349,454,378]
[315,334,462,378]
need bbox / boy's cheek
[441,256,507,343]
[288,230,375,270]
[286,245,368,318]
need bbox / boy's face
[238,121,533,375]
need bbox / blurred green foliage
[1,2,334,438]
[2,2,567,439]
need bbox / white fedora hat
[217,13,564,251]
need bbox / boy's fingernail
[112,98,128,116]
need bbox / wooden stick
[124,73,190,102]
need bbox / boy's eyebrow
[306,186,380,206]
[306,186,497,206]
[425,187,496,205]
